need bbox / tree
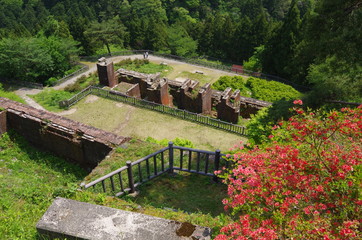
[0,36,78,84]
[262,1,302,79]
[217,102,362,239]
[84,17,129,55]
[167,24,198,57]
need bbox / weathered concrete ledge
[37,197,212,240]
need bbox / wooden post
[127,161,135,193]
[169,142,174,174]
[213,150,221,182]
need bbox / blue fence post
[213,150,221,182]
[168,142,174,174]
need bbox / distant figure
[145,51,149,59]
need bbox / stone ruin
[0,98,129,170]
[96,59,272,123]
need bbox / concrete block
[37,198,212,240]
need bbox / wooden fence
[82,142,230,197]
[61,86,247,136]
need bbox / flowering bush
[217,102,362,239]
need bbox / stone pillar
[97,58,117,87]
[198,83,212,114]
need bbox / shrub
[217,102,362,239]
[212,76,251,97]
[247,77,301,102]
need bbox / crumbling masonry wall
[0,98,129,169]
[98,60,272,122]
[216,88,240,124]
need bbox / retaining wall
[0,98,129,169]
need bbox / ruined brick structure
[0,98,129,170]
[97,57,117,87]
[98,60,272,122]
[216,88,241,124]
[116,69,172,106]
[176,79,212,114]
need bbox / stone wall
[216,88,240,123]
[126,83,141,99]
[0,98,129,170]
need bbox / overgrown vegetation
[30,88,73,112]
[212,76,301,102]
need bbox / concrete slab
[37,197,212,240]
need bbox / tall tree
[84,17,129,55]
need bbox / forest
[0,0,361,103]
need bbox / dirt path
[114,103,134,133]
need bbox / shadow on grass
[7,130,88,180]
[129,171,228,217]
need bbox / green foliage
[212,76,301,102]
[64,74,98,93]
[167,24,198,57]
[30,88,73,112]
[243,45,264,72]
[0,83,25,104]
[0,131,86,239]
[247,77,302,102]
[212,76,251,97]
[306,56,362,104]
[246,99,296,145]
[84,17,129,55]
[145,137,194,148]
[0,36,79,85]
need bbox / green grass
[176,71,213,86]
[85,139,161,182]
[114,58,173,77]
[29,88,73,112]
[0,131,87,239]
[134,172,227,217]
[0,131,232,238]
[64,97,246,151]
[0,83,25,104]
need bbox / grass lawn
[0,131,233,239]
[63,96,246,151]
[133,172,227,217]
[0,131,86,239]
